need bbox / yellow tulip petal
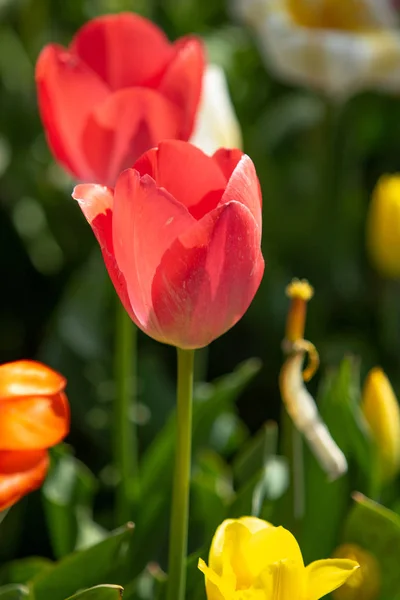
[209,517,272,574]
[222,521,255,588]
[361,367,400,481]
[237,516,273,534]
[367,175,400,279]
[258,559,303,600]
[209,519,237,574]
[247,526,304,578]
[209,517,274,592]
[198,559,234,600]
[305,558,359,600]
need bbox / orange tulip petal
[0,392,70,451]
[0,450,49,511]
[0,360,66,400]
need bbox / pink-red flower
[73,140,264,349]
[36,13,205,187]
[0,360,70,511]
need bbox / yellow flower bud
[361,367,400,482]
[199,517,358,600]
[367,175,400,278]
[332,544,380,600]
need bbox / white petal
[232,0,400,99]
[190,64,242,155]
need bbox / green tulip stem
[167,347,195,600]
[114,300,139,525]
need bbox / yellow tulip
[233,0,400,99]
[367,175,400,279]
[198,517,358,600]
[361,367,400,482]
[332,544,380,600]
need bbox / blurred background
[2,0,400,568]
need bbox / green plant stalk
[280,404,305,537]
[166,348,195,600]
[114,301,139,525]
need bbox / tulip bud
[73,141,264,349]
[332,543,380,600]
[367,175,400,279]
[361,367,400,482]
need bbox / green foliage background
[1,0,400,591]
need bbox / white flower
[190,64,242,154]
[232,0,400,100]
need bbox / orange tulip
[0,360,70,511]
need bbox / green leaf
[191,451,233,544]
[0,558,53,586]
[252,457,289,516]
[43,445,106,558]
[123,564,166,600]
[342,493,400,600]
[0,585,30,600]
[130,359,261,576]
[139,358,261,502]
[31,524,134,600]
[66,585,123,600]
[233,421,278,486]
[299,359,353,562]
[330,358,379,492]
[229,424,288,520]
[299,356,381,562]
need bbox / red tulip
[36,13,205,187]
[0,360,70,511]
[73,140,264,349]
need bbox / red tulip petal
[0,392,69,451]
[157,36,205,140]
[112,168,195,338]
[151,201,264,348]
[219,154,263,232]
[72,184,138,324]
[0,360,65,400]
[0,450,49,511]
[134,140,227,220]
[35,44,109,181]
[213,148,244,181]
[82,88,181,187]
[71,13,174,90]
